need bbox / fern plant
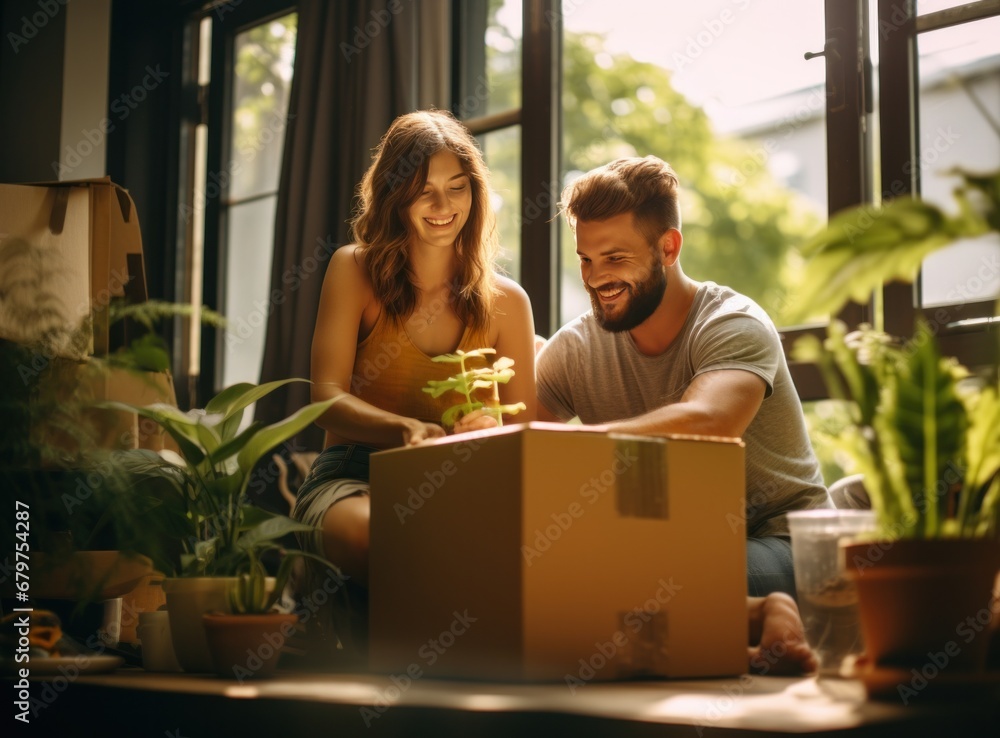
[422,348,526,427]
[786,168,1000,539]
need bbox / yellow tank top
[350,312,492,426]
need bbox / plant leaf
[783,197,984,324]
[235,397,338,476]
[205,378,307,422]
[235,514,316,551]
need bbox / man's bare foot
[747,592,818,675]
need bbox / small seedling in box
[422,348,526,427]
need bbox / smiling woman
[407,152,473,249]
[288,109,538,658]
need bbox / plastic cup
[787,509,876,675]
[138,610,182,672]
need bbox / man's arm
[604,368,766,438]
[535,333,574,424]
[537,400,564,423]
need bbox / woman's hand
[452,409,499,435]
[403,420,447,446]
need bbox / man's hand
[404,420,447,446]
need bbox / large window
[877,0,999,371]
[176,2,297,405]
[558,0,830,326]
[456,0,560,334]
[470,0,996,395]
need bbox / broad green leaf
[782,197,987,324]
[205,378,307,421]
[209,422,265,466]
[234,514,316,551]
[98,401,212,463]
[236,398,338,475]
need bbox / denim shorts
[291,444,376,557]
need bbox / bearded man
[536,156,833,597]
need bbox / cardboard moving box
[0,177,147,358]
[33,359,177,456]
[370,423,748,682]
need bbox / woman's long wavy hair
[351,110,500,331]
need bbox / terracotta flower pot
[842,538,1000,675]
[202,612,298,680]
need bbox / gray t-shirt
[537,282,832,537]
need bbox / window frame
[454,0,561,337]
[175,0,296,406]
[505,0,997,400]
[877,0,1000,371]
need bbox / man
[536,155,833,597]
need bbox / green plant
[227,548,301,614]
[786,169,1000,540]
[422,348,526,427]
[103,379,338,577]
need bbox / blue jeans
[747,537,797,598]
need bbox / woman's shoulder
[326,244,371,286]
[330,243,367,271]
[493,273,530,306]
[322,244,377,314]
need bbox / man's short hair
[559,156,681,247]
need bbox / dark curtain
[253,0,418,467]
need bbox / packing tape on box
[614,439,669,520]
[615,609,669,677]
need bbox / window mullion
[877,0,920,339]
[520,0,560,337]
[824,0,874,330]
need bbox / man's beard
[587,263,667,333]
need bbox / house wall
[0,0,69,182]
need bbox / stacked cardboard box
[0,177,173,453]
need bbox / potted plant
[201,549,300,680]
[103,379,338,672]
[784,169,1000,694]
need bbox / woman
[292,110,537,652]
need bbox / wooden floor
[14,668,1000,737]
